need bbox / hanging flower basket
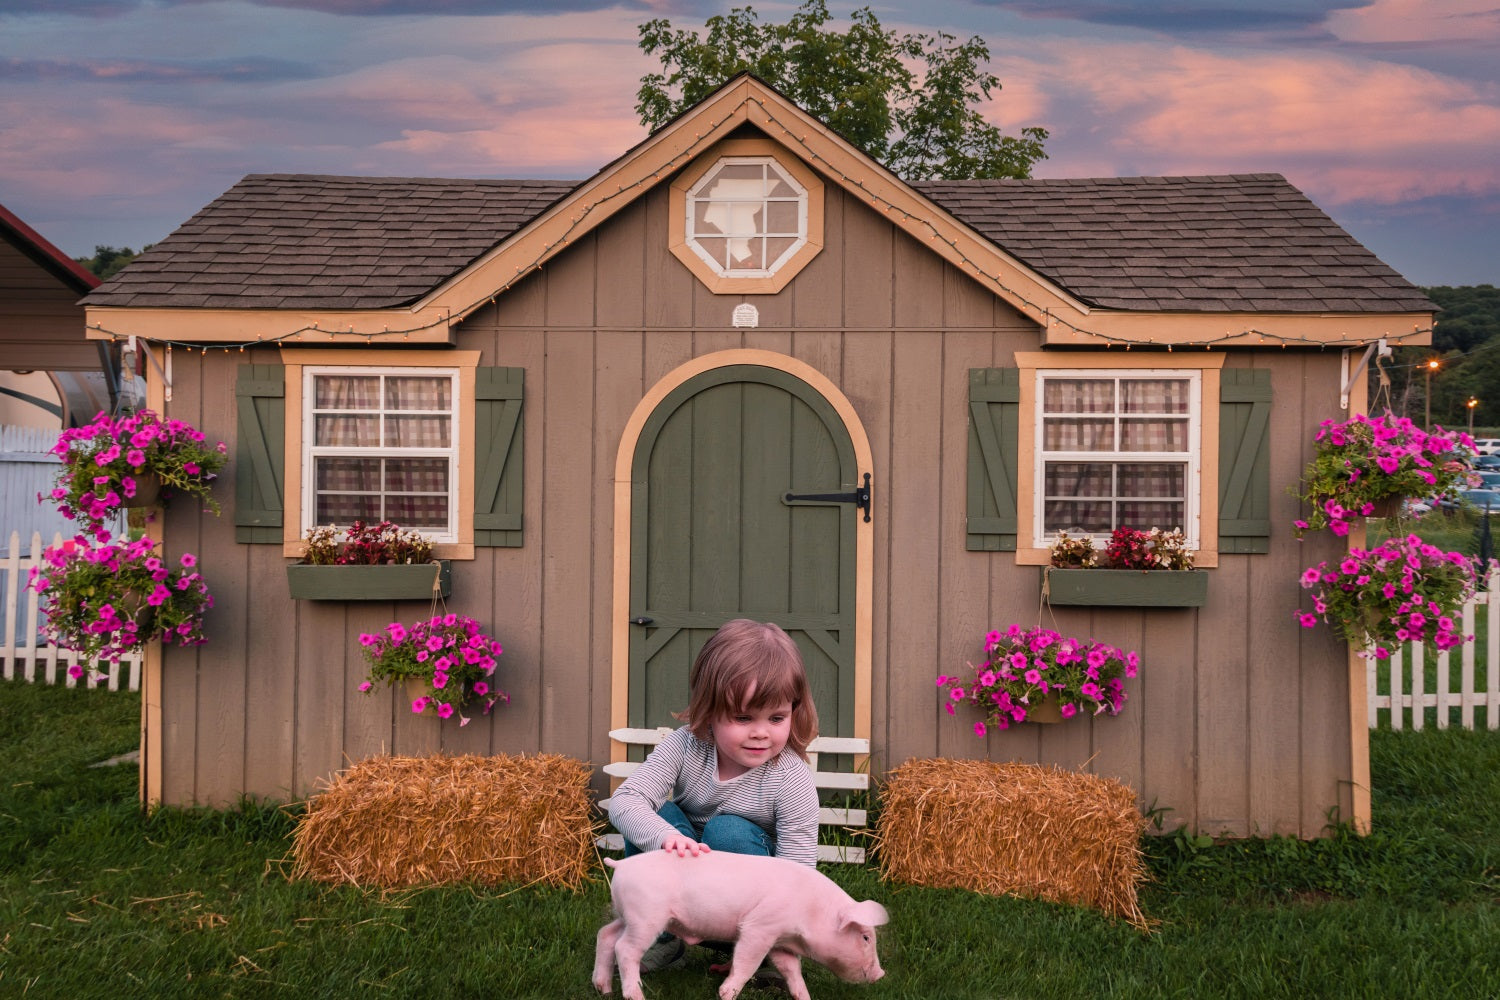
[43,409,227,539]
[358,614,508,725]
[1293,412,1472,537]
[938,624,1141,734]
[1296,534,1477,658]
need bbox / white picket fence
[0,530,142,691]
[1368,564,1500,730]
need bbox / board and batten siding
[153,177,1352,838]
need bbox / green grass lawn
[1,681,1496,999]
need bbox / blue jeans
[624,800,774,857]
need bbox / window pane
[385,495,449,528]
[1120,418,1189,451]
[711,162,765,185]
[1045,500,1113,533]
[1118,501,1185,529]
[766,176,797,198]
[315,375,378,409]
[316,492,382,525]
[695,236,728,268]
[1121,379,1190,414]
[385,376,450,411]
[1044,418,1114,451]
[725,236,759,269]
[1118,463,1185,497]
[315,414,378,447]
[314,457,381,524]
[385,458,449,494]
[386,415,450,448]
[764,200,799,234]
[764,236,796,268]
[1044,379,1114,413]
[1045,462,1112,498]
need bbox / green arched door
[628,363,862,738]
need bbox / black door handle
[629,616,654,626]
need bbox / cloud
[995,36,1500,207]
[0,0,662,15]
[1326,0,1500,44]
[976,1,1350,38]
[0,56,315,84]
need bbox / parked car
[1472,454,1500,470]
[1438,488,1500,514]
[1476,471,1500,489]
[1472,438,1500,456]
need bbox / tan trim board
[85,306,456,346]
[1041,310,1435,349]
[610,348,874,763]
[141,343,167,806]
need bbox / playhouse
[81,75,1433,837]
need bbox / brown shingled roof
[85,174,576,310]
[85,170,1432,315]
[914,174,1433,313]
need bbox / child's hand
[659,834,711,857]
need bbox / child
[607,618,821,973]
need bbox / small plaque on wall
[732,303,759,328]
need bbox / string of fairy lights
[85,93,1438,358]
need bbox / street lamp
[1468,396,1479,436]
[1425,359,1440,429]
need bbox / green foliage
[2,680,1496,999]
[636,0,1048,180]
[1387,284,1500,428]
[74,245,148,281]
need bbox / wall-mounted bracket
[1340,339,1389,410]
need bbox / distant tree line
[76,245,148,282]
[1385,285,1500,431]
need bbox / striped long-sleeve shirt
[608,726,820,867]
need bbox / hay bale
[872,758,1149,928]
[290,753,596,889]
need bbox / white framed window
[302,366,460,542]
[684,156,808,278]
[1033,369,1201,548]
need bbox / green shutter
[235,365,285,544]
[967,368,1020,551]
[1218,368,1273,554]
[474,366,523,547]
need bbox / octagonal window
[685,157,808,279]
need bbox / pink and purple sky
[3,0,1496,287]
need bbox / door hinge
[783,473,872,523]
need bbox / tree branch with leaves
[636,1,1048,181]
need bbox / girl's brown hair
[677,619,818,760]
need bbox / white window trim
[303,361,462,542]
[684,155,809,279]
[1032,368,1202,551]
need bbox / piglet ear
[842,900,889,929]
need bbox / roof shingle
[84,171,1433,315]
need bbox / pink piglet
[593,851,889,1000]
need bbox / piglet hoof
[591,972,612,996]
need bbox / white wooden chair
[597,727,870,863]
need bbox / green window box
[1043,568,1208,608]
[286,561,451,601]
